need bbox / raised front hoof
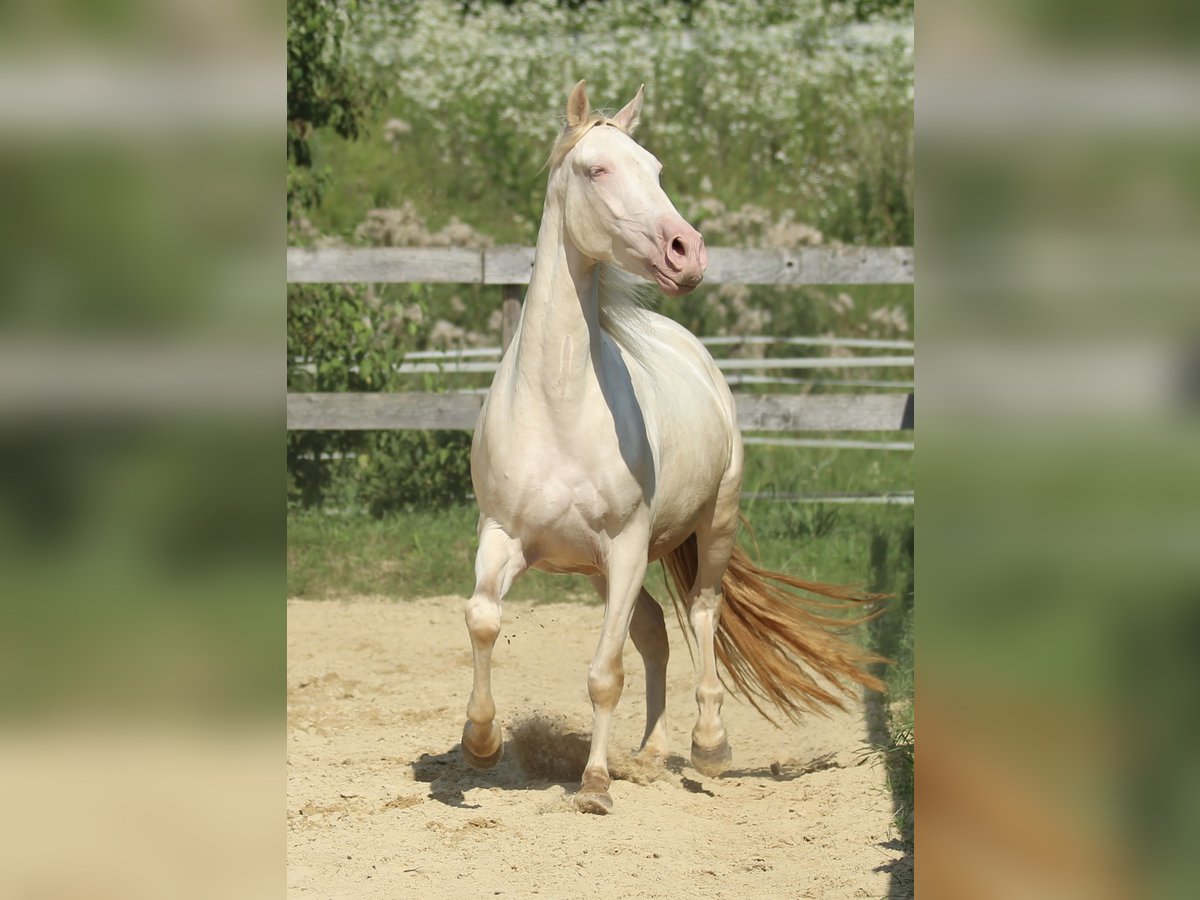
[690,739,732,777]
[461,722,504,769]
[574,790,614,815]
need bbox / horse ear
[566,80,589,127]
[612,84,644,135]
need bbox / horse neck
[509,186,604,394]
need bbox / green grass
[288,503,593,604]
[287,439,914,609]
[288,439,913,599]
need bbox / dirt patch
[287,595,909,898]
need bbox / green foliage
[837,0,914,22]
[355,431,476,516]
[778,503,841,540]
[316,0,912,245]
[287,0,386,219]
[286,280,478,513]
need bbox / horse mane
[596,262,660,372]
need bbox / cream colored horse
[463,81,881,814]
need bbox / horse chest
[474,396,649,564]
[488,433,642,518]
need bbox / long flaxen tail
[661,533,887,725]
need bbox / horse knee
[587,661,624,708]
[465,596,501,645]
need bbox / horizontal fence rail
[287,245,914,286]
[388,335,915,360]
[292,356,913,377]
[287,391,913,432]
[287,243,915,502]
[742,436,915,451]
[742,491,915,506]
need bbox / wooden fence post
[501,284,522,354]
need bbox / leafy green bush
[355,431,475,516]
[286,280,480,513]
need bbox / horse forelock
[546,115,629,170]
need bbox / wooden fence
[286,245,914,434]
[286,245,913,287]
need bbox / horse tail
[661,534,887,725]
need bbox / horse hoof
[634,746,669,767]
[574,790,614,815]
[462,741,503,769]
[461,723,504,769]
[691,739,732,777]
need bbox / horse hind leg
[461,520,526,769]
[687,544,735,777]
[683,492,740,777]
[630,588,670,761]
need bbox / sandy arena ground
[287,595,911,898]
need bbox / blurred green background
[1,0,1198,897]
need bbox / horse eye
[588,165,608,179]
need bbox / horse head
[552,80,707,296]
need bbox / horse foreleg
[576,537,649,814]
[590,580,670,763]
[462,519,526,768]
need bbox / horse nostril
[670,237,686,257]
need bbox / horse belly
[647,451,730,560]
[643,386,739,562]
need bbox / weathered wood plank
[718,356,913,371]
[287,392,484,430]
[484,246,536,284]
[735,393,913,431]
[705,247,914,285]
[287,246,914,285]
[286,391,913,432]
[287,247,482,283]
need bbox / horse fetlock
[465,693,496,726]
[461,720,504,768]
[575,768,614,814]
